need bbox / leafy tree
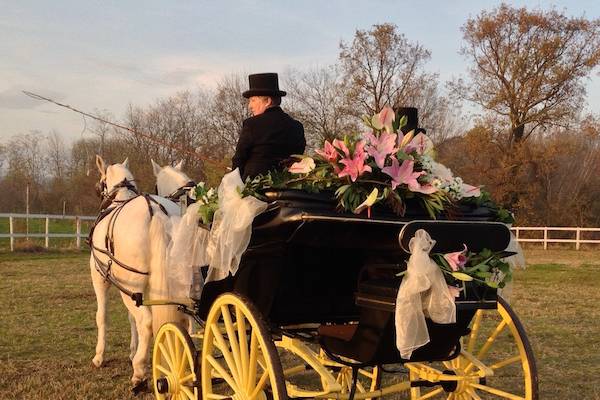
[452,4,600,146]
[339,23,460,143]
[339,23,432,116]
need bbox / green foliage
[432,248,513,290]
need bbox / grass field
[0,249,599,399]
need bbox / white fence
[511,226,600,250]
[0,213,95,251]
[2,213,600,252]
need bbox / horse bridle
[154,180,197,203]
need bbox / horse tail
[148,211,184,336]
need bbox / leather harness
[88,178,173,304]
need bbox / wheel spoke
[236,307,249,389]
[179,372,195,384]
[207,354,240,393]
[418,387,444,399]
[156,363,171,376]
[248,370,269,399]
[247,330,258,393]
[467,388,483,400]
[178,344,188,376]
[180,385,195,400]
[158,343,176,372]
[490,355,522,370]
[210,322,242,383]
[464,319,508,374]
[470,382,525,399]
[467,310,483,354]
[174,331,181,372]
[221,305,243,388]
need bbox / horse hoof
[91,357,103,368]
[131,379,149,395]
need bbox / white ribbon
[206,169,268,282]
[395,229,456,359]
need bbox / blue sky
[1,0,599,142]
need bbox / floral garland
[244,106,512,222]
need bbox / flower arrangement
[245,106,512,221]
[194,183,218,225]
[431,246,513,296]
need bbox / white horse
[89,156,184,389]
[151,160,211,301]
[151,159,195,200]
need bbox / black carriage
[151,190,538,400]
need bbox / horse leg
[122,294,153,388]
[128,311,138,361]
[90,256,110,368]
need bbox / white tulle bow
[395,229,456,359]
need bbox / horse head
[151,159,195,200]
[95,155,138,200]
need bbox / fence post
[9,216,14,252]
[576,228,581,251]
[515,227,520,240]
[76,217,81,249]
[45,217,50,248]
[544,228,548,250]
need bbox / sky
[1,0,599,143]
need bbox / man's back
[232,106,305,180]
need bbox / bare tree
[284,66,357,147]
[452,4,600,146]
[207,73,251,157]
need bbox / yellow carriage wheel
[152,322,199,400]
[201,293,287,400]
[317,350,380,399]
[407,296,538,399]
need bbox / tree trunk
[512,124,525,145]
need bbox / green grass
[0,250,599,399]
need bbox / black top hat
[242,73,287,98]
[397,107,426,135]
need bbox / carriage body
[152,190,538,400]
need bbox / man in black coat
[232,73,305,180]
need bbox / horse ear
[122,157,129,169]
[95,155,106,177]
[174,160,184,171]
[151,159,162,176]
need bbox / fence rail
[2,213,600,252]
[511,226,600,250]
[0,213,95,251]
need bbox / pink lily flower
[332,139,350,157]
[382,158,425,190]
[315,140,339,163]
[411,183,438,194]
[408,132,434,155]
[444,244,468,271]
[288,157,316,174]
[460,183,481,198]
[365,131,397,169]
[371,106,395,133]
[338,140,372,182]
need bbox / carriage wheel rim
[407,296,538,399]
[201,293,286,400]
[152,322,199,400]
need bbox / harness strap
[88,189,172,299]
